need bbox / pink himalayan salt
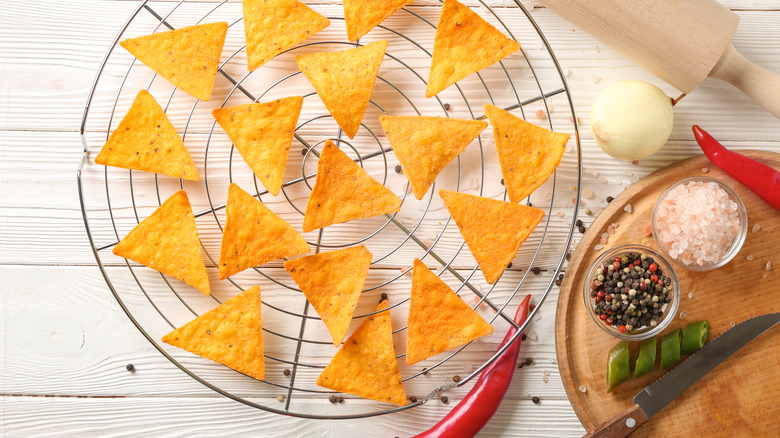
[642,222,653,236]
[752,224,761,233]
[654,180,741,266]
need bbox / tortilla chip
[316,301,406,406]
[219,183,310,279]
[343,0,414,42]
[302,140,401,232]
[114,190,210,295]
[379,115,486,199]
[296,40,387,138]
[120,22,228,100]
[243,0,330,71]
[162,285,265,380]
[484,104,570,203]
[284,246,372,346]
[213,97,302,196]
[406,259,493,364]
[439,189,544,284]
[95,90,199,180]
[425,0,521,98]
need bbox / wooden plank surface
[3,0,780,436]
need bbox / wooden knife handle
[583,404,649,438]
[709,43,780,120]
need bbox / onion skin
[590,80,674,161]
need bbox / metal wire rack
[77,0,582,419]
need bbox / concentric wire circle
[78,0,582,419]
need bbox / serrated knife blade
[585,313,780,438]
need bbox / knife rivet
[626,418,636,428]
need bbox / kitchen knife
[536,0,780,119]
[585,313,780,438]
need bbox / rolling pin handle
[709,43,780,120]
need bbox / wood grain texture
[557,152,780,436]
[4,0,780,436]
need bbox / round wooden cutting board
[556,151,780,436]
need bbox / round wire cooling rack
[78,0,582,419]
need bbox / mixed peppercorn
[590,252,672,333]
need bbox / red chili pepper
[692,125,780,210]
[413,295,531,438]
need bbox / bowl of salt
[652,176,747,271]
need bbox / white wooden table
[3,0,780,436]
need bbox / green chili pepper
[661,328,682,370]
[681,320,710,355]
[607,340,630,392]
[633,336,656,380]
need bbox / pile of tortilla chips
[99,1,576,409]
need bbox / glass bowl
[652,176,748,271]
[583,244,680,340]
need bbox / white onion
[590,80,674,160]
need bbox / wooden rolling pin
[537,0,780,119]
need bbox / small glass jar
[583,244,680,340]
[652,176,747,271]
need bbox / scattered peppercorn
[380,292,388,303]
[283,369,291,376]
[507,262,513,269]
[575,219,583,227]
[301,148,308,156]
[566,252,572,262]
[410,396,418,403]
[126,364,135,373]
[522,333,527,341]
[443,103,451,111]
[532,396,541,404]
[578,225,586,233]
[394,164,402,174]
[531,267,541,275]
[606,196,614,203]
[441,396,449,404]
[338,397,345,403]
[422,368,429,375]
[500,178,505,186]
[518,357,534,369]
[453,375,461,383]
[329,395,339,404]
[277,395,285,403]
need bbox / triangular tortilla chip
[162,285,265,380]
[425,0,521,97]
[380,115,487,199]
[284,246,372,346]
[439,189,544,284]
[316,301,406,406]
[302,140,401,232]
[343,0,414,42]
[213,97,303,196]
[484,104,570,203]
[243,0,330,71]
[120,22,228,100]
[219,183,310,279]
[95,90,199,181]
[296,40,387,138]
[406,259,493,364]
[114,190,210,294]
